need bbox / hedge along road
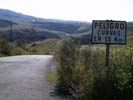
[0,55,64,100]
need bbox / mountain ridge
[0,8,92,42]
[0,8,132,42]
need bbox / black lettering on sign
[103,22,109,29]
[99,23,102,29]
[115,23,119,29]
[98,30,101,35]
[119,39,122,42]
[110,30,113,35]
[114,37,118,42]
[120,23,125,30]
[105,36,111,42]
[117,31,120,36]
[103,22,106,29]
[108,36,111,42]
[105,36,107,42]
[94,23,98,29]
[113,31,116,35]
[110,23,114,29]
[102,30,106,35]
[107,22,110,29]
[106,30,109,35]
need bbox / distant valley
[0,9,91,42]
[0,9,133,43]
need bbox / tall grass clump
[110,46,133,100]
[69,45,94,100]
[55,37,78,95]
[0,36,11,56]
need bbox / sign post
[105,44,110,67]
[92,20,127,99]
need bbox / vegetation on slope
[127,32,133,46]
[0,9,92,43]
[0,36,29,57]
[55,37,133,100]
[0,31,132,57]
[28,39,60,55]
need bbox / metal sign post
[105,44,112,100]
[105,44,110,67]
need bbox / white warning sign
[92,20,127,44]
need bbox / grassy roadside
[28,39,60,55]
[45,70,58,83]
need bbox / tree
[0,36,11,56]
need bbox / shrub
[55,37,133,100]
[0,37,11,56]
[56,37,78,95]
[70,46,94,100]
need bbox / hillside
[0,9,91,42]
[0,9,133,43]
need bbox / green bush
[0,37,11,56]
[55,37,133,100]
[110,46,133,100]
[70,46,94,100]
[55,37,78,95]
[0,37,31,56]
[11,47,29,55]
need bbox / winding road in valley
[0,55,65,100]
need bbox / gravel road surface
[0,55,65,100]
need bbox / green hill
[0,9,133,44]
[28,39,60,55]
[0,9,91,43]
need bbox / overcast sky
[0,0,132,22]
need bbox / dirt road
[0,55,65,100]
